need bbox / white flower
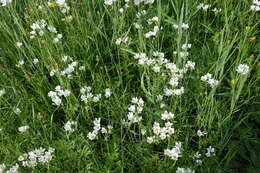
[161,111,175,120]
[18,59,25,66]
[201,73,219,87]
[64,121,76,132]
[147,136,154,143]
[145,26,159,38]
[16,42,23,47]
[251,0,260,11]
[104,0,116,5]
[164,143,182,160]
[119,8,124,13]
[164,88,174,96]
[48,86,71,106]
[6,163,19,173]
[181,44,192,49]
[0,89,6,97]
[53,38,59,43]
[194,152,201,158]
[104,88,111,97]
[197,130,207,137]
[18,147,55,167]
[197,3,211,10]
[14,108,21,114]
[0,163,5,172]
[212,8,222,13]
[0,0,12,6]
[18,126,29,133]
[185,61,195,69]
[205,146,215,157]
[48,26,57,33]
[173,87,184,96]
[176,168,195,173]
[236,64,249,75]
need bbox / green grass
[0,0,259,172]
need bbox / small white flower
[0,163,5,172]
[64,121,76,132]
[236,64,249,75]
[104,88,111,98]
[33,58,39,64]
[39,30,45,36]
[18,125,29,133]
[104,0,116,5]
[147,136,154,143]
[0,0,12,6]
[205,146,215,157]
[161,111,175,120]
[119,8,124,13]
[16,42,23,47]
[14,108,21,114]
[18,59,25,66]
[197,130,207,137]
[0,89,6,97]
[176,168,195,173]
[48,26,57,33]
[53,38,59,43]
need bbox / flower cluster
[18,125,29,133]
[18,147,55,167]
[194,151,202,165]
[0,0,12,6]
[212,8,222,14]
[123,97,144,125]
[87,118,113,140]
[134,52,195,97]
[147,16,159,24]
[0,164,6,172]
[64,121,77,132]
[161,111,175,120]
[48,85,71,106]
[236,64,249,75]
[173,23,189,29]
[197,3,211,10]
[104,0,117,6]
[251,0,260,11]
[115,36,129,45]
[55,0,70,13]
[147,121,175,143]
[6,164,19,173]
[145,26,160,38]
[164,142,182,160]
[50,57,78,78]
[134,0,155,5]
[80,86,104,103]
[176,167,195,173]
[201,73,219,88]
[29,19,62,43]
[136,10,147,19]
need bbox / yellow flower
[245,26,251,31]
[231,79,237,85]
[48,2,57,8]
[250,36,256,41]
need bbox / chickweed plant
[0,0,259,172]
